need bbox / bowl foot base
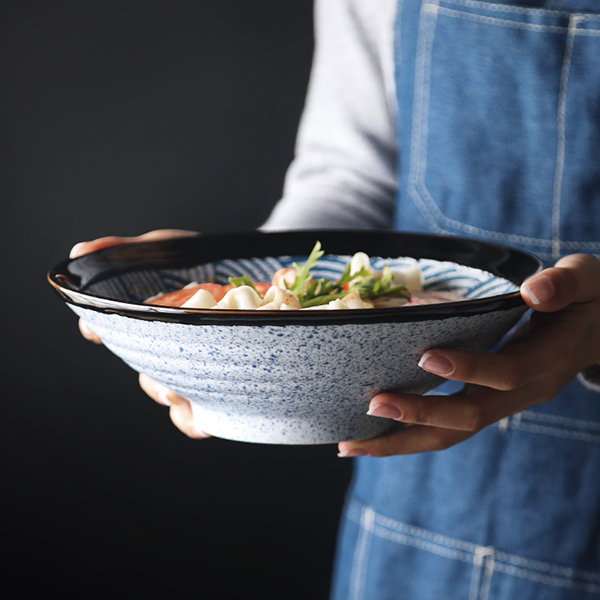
[189,402,396,445]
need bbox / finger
[138,374,210,439]
[70,236,135,259]
[69,229,198,258]
[367,387,519,432]
[367,390,484,431]
[417,346,541,391]
[521,253,600,312]
[418,303,595,391]
[338,424,473,457]
[138,372,187,407]
[169,402,211,439]
[78,319,103,344]
[134,229,198,242]
[416,345,541,391]
[339,378,556,457]
[366,356,574,437]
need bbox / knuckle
[554,265,579,296]
[464,408,486,432]
[493,356,528,391]
[454,359,478,383]
[402,400,431,425]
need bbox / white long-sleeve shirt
[263,0,398,231]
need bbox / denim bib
[332,2,600,598]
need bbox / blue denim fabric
[331,1,600,598]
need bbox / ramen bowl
[48,230,541,444]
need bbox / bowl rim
[47,229,542,326]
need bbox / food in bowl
[48,230,542,445]
[146,242,465,311]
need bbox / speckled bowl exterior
[49,230,541,444]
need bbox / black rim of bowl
[47,230,543,325]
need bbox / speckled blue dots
[66,256,527,444]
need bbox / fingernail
[367,403,402,420]
[69,242,86,259]
[418,352,455,376]
[522,276,555,304]
[337,448,368,458]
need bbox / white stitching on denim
[469,551,484,600]
[494,548,600,583]
[574,27,600,38]
[480,549,495,600]
[435,4,567,32]
[408,0,445,234]
[438,6,600,36]
[371,522,473,561]
[552,15,578,259]
[346,500,600,590]
[443,0,573,18]
[509,420,600,443]
[350,506,374,600]
[469,546,495,600]
[408,3,600,251]
[374,505,477,553]
[439,2,600,34]
[497,416,510,433]
[562,241,600,249]
[520,409,600,431]
[347,500,600,581]
[494,562,600,593]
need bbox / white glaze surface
[70,302,525,444]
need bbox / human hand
[338,253,600,457]
[70,229,209,439]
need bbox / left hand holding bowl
[69,229,210,439]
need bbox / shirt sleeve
[262,0,398,231]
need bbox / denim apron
[331,1,600,598]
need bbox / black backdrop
[2,2,354,597]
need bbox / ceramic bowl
[48,230,541,444]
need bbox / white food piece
[350,252,423,292]
[145,281,201,304]
[258,286,302,310]
[350,252,372,275]
[390,264,424,292]
[326,289,374,310]
[271,267,297,290]
[181,288,218,309]
[214,284,304,310]
[215,285,263,309]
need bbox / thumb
[521,254,600,312]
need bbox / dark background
[2,2,354,597]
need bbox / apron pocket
[336,499,600,599]
[407,0,600,261]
